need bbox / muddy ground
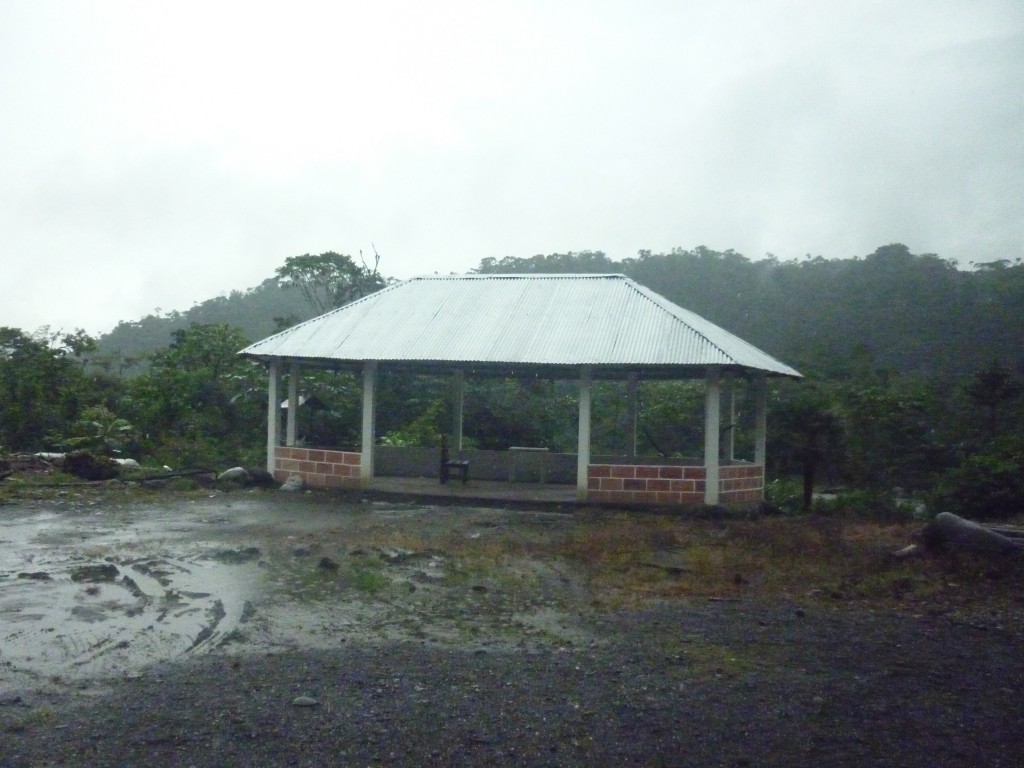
[2,486,1024,766]
[1,489,595,691]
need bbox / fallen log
[981,524,1024,539]
[4,467,217,488]
[133,468,216,484]
[921,512,1024,556]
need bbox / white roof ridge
[408,272,628,280]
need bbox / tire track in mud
[1,524,264,687]
[2,501,594,693]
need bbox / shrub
[929,441,1024,520]
[812,489,916,522]
[764,477,804,514]
[59,406,136,456]
[64,450,120,481]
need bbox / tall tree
[124,324,264,465]
[275,250,388,315]
[966,360,1023,442]
[768,383,845,511]
[0,327,96,450]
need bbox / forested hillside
[94,244,1023,379]
[93,279,311,373]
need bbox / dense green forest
[475,244,1024,379]
[2,245,1022,519]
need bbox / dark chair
[440,434,469,484]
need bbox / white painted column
[360,361,377,482]
[725,374,736,463]
[451,368,465,451]
[265,359,281,474]
[704,366,721,505]
[577,366,593,501]
[286,360,299,447]
[625,372,639,459]
[754,374,768,468]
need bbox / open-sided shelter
[239,274,800,507]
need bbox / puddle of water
[1,506,266,687]
[0,512,67,574]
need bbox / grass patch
[163,477,201,492]
[545,513,967,609]
[0,472,82,501]
[351,567,389,594]
[5,707,58,734]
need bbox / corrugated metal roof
[239,274,801,377]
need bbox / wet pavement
[0,491,587,695]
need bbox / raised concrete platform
[366,476,579,509]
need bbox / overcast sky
[2,0,1022,337]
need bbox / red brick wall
[587,463,763,507]
[273,447,362,489]
[717,464,766,505]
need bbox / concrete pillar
[704,366,721,505]
[625,372,639,459]
[360,361,377,482]
[451,368,465,451]
[265,359,281,474]
[724,374,736,462]
[577,366,593,501]
[286,360,299,447]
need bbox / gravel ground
[4,599,1023,767]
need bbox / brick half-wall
[717,464,767,505]
[586,463,764,507]
[273,447,362,489]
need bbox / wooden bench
[440,435,469,484]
